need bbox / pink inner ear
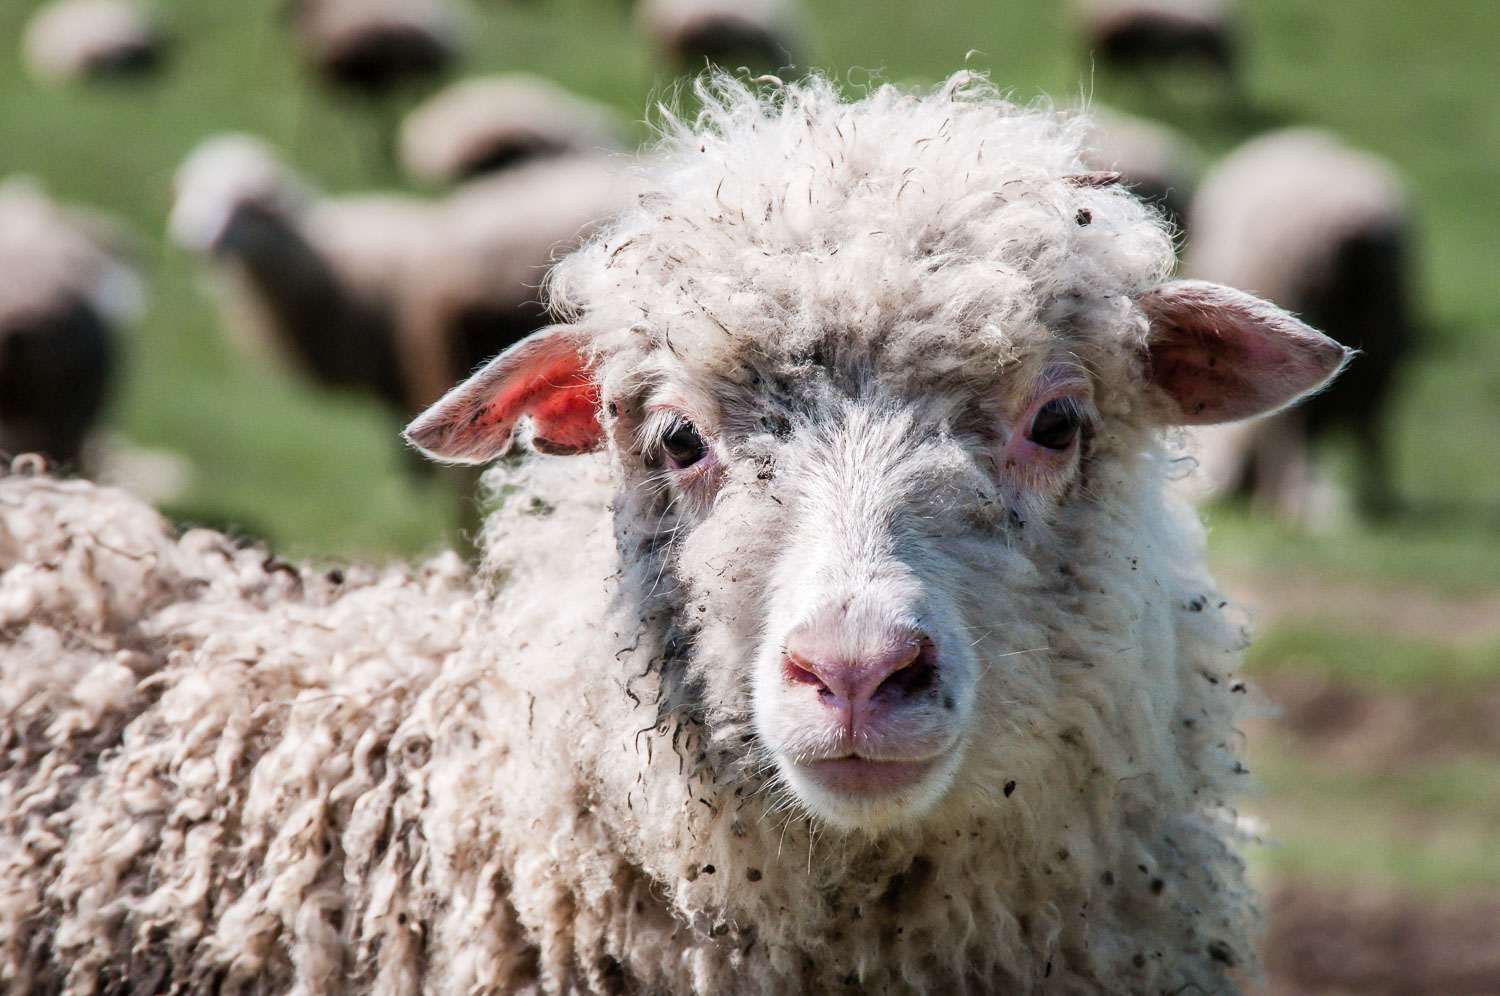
[1139,280,1350,425]
[404,327,604,464]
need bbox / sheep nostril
[874,646,938,701]
[782,653,829,694]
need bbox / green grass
[1246,627,1500,690]
[1247,743,1500,895]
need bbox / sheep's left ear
[1138,279,1351,425]
[404,325,603,464]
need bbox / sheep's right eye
[662,417,706,469]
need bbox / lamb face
[609,339,1100,831]
[406,74,1349,842]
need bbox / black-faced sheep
[0,178,141,468]
[167,135,636,419]
[20,0,168,84]
[1,74,1350,994]
[637,0,797,71]
[1074,0,1239,82]
[286,0,463,97]
[398,74,626,187]
[1184,126,1414,519]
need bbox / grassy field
[4,0,1497,989]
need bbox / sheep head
[406,74,1347,836]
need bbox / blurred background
[1,0,1496,991]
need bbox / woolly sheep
[1185,127,1414,518]
[398,74,626,186]
[1074,0,1238,80]
[20,0,167,84]
[0,178,142,467]
[637,0,797,70]
[168,135,636,418]
[286,0,463,97]
[1,74,1350,994]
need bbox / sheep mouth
[795,755,939,796]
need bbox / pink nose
[781,627,936,713]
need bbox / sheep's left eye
[662,418,706,469]
[1028,399,1082,450]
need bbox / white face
[627,364,1096,832]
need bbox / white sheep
[20,0,167,84]
[1184,126,1414,519]
[167,134,636,418]
[0,177,142,468]
[398,73,626,187]
[1,73,1350,994]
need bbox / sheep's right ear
[404,326,602,464]
[1138,280,1351,425]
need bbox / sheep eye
[662,417,706,469]
[1028,399,1082,450]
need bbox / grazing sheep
[1074,0,1238,81]
[168,135,636,419]
[637,0,797,70]
[398,74,627,186]
[0,178,141,468]
[1080,105,1201,238]
[20,0,167,84]
[1,74,1350,994]
[286,0,462,97]
[1185,127,1414,518]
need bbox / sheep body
[21,0,166,84]
[398,74,625,186]
[169,138,636,416]
[1185,127,1414,516]
[0,75,1346,994]
[0,179,141,467]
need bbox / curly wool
[4,74,1261,996]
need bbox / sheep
[398,73,627,187]
[1079,105,1201,239]
[0,73,1351,994]
[636,0,797,70]
[0,178,142,469]
[1184,126,1414,519]
[167,135,637,420]
[20,0,168,84]
[286,0,463,97]
[1074,0,1239,81]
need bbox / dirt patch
[1261,881,1500,996]
[1252,669,1500,764]
[1217,570,1500,649]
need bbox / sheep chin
[774,744,968,833]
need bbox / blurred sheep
[21,0,167,84]
[168,134,636,421]
[0,178,142,468]
[286,0,462,97]
[1081,106,1202,236]
[1185,127,1416,519]
[637,0,797,70]
[398,73,625,186]
[1075,0,1238,81]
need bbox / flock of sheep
[0,1,1416,994]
